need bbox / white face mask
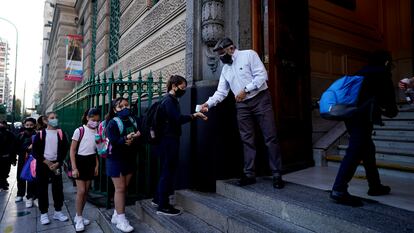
[87,120,99,129]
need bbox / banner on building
[65,35,83,81]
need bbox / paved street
[0,167,104,233]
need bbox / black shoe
[330,190,363,207]
[273,177,285,189]
[368,185,391,196]
[237,176,256,187]
[156,206,182,216]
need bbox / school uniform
[106,116,140,177]
[72,126,98,181]
[32,129,68,214]
[154,94,193,209]
[16,130,37,198]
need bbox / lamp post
[0,17,18,124]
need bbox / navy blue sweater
[160,94,193,138]
[106,116,140,160]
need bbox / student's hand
[27,144,32,150]
[132,131,141,138]
[200,103,209,113]
[72,168,79,178]
[193,112,208,121]
[49,162,59,171]
[125,138,133,146]
[235,90,248,102]
[399,78,414,90]
[94,166,99,176]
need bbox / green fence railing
[55,70,164,208]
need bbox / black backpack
[141,97,168,144]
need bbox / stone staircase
[326,107,414,179]
[97,178,414,233]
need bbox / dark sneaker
[156,207,182,216]
[368,185,391,196]
[237,176,256,187]
[273,176,285,189]
[330,190,363,207]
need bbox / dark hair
[46,111,57,118]
[368,50,392,67]
[37,115,47,130]
[23,118,36,125]
[105,97,129,122]
[81,108,100,125]
[167,75,187,92]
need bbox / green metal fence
[55,71,164,208]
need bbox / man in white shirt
[200,38,284,189]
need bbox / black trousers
[17,154,36,198]
[235,90,282,178]
[0,156,12,188]
[154,137,179,209]
[332,118,381,192]
[37,162,64,214]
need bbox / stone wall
[44,4,77,112]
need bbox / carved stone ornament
[201,0,224,72]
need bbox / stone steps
[136,199,221,233]
[175,190,311,233]
[97,206,155,233]
[216,179,414,233]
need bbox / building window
[326,0,356,10]
[109,0,120,66]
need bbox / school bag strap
[39,129,64,141]
[75,126,85,154]
[113,117,124,134]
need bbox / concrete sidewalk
[0,167,104,233]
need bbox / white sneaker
[82,217,90,226]
[40,213,50,225]
[53,211,69,222]
[111,211,118,224]
[116,218,134,233]
[25,198,33,208]
[15,196,23,202]
[74,216,85,232]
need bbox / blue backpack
[319,75,365,120]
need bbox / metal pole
[0,17,18,124]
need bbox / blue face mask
[48,119,59,128]
[116,108,130,118]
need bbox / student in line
[106,97,141,233]
[32,112,69,225]
[0,120,16,192]
[153,75,207,216]
[15,118,37,208]
[70,108,100,232]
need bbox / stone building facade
[40,0,413,190]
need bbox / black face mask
[25,127,35,133]
[175,88,186,98]
[220,53,233,65]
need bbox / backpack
[39,129,64,141]
[63,126,85,178]
[96,116,138,157]
[319,75,365,120]
[141,97,168,145]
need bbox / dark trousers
[332,119,381,192]
[155,137,180,209]
[0,157,11,188]
[17,154,36,198]
[236,90,282,178]
[37,162,64,214]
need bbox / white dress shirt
[206,49,268,107]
